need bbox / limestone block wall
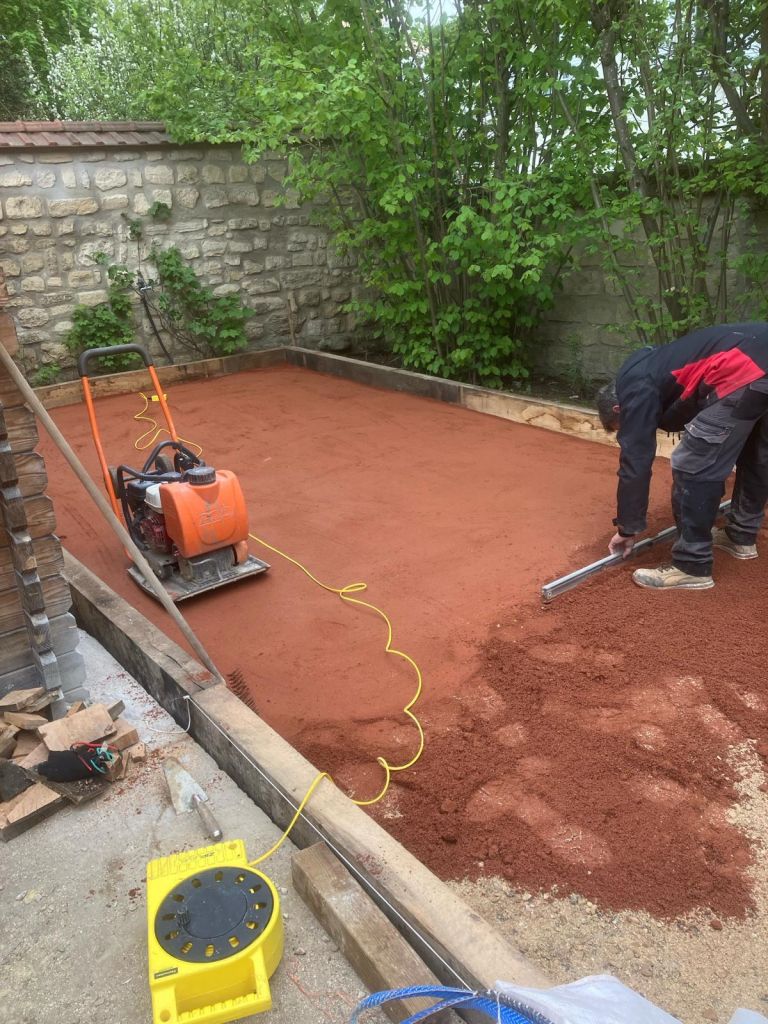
[0,131,359,375]
[534,206,766,382]
[2,123,764,385]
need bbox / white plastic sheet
[494,975,768,1024]
[494,974,680,1023]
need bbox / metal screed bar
[541,500,732,602]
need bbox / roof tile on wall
[0,121,172,148]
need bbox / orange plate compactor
[78,343,269,602]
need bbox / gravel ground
[452,743,768,1024]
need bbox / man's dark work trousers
[670,385,768,575]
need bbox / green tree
[150,0,611,384]
[580,0,768,338]
[0,0,92,118]
[37,0,768,379]
[32,0,255,119]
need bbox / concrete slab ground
[0,631,386,1024]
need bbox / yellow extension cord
[245,533,425,865]
[133,392,203,457]
[132,394,425,867]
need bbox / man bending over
[597,323,768,590]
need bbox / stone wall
[0,141,359,375]
[2,128,766,385]
[533,206,767,382]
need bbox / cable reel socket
[147,840,284,1024]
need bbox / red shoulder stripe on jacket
[671,349,764,400]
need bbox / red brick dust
[37,364,766,919]
[38,365,658,742]
[297,543,768,921]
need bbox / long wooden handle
[193,794,223,841]
[0,340,225,686]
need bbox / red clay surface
[39,365,766,918]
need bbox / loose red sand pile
[297,547,768,919]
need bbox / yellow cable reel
[147,840,283,1024]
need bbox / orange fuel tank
[159,467,250,559]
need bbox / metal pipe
[135,272,174,365]
[541,500,732,602]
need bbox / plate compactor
[79,343,269,602]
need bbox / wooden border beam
[22,342,677,458]
[292,843,455,1024]
[35,348,286,409]
[283,347,676,458]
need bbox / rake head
[227,669,258,712]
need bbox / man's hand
[609,532,637,558]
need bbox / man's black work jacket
[615,322,768,535]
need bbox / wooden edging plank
[28,341,674,457]
[284,347,677,459]
[34,348,286,409]
[293,842,455,1024]
[287,347,470,405]
[63,549,550,993]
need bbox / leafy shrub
[64,244,251,372]
[344,170,590,386]
[29,363,62,387]
[148,245,251,359]
[65,256,141,373]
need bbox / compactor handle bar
[77,343,178,519]
[77,343,153,378]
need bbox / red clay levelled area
[39,365,766,921]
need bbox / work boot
[632,564,714,590]
[712,526,758,560]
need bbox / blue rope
[351,984,548,1024]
